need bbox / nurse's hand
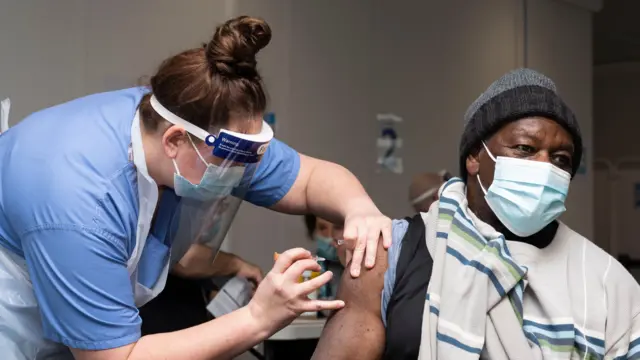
[247,248,345,335]
[336,211,392,277]
[236,259,264,286]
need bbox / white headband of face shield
[149,95,274,145]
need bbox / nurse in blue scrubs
[0,16,391,360]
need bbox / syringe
[273,252,325,262]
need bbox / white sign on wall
[376,113,403,174]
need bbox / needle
[336,239,354,246]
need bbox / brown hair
[139,16,271,134]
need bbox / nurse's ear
[161,125,189,158]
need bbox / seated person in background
[408,170,452,212]
[312,69,640,360]
[305,215,346,299]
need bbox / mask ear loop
[476,142,496,195]
[172,132,212,177]
[482,142,497,162]
[172,159,181,176]
[187,133,212,167]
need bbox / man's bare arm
[312,242,387,360]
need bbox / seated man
[312,69,640,360]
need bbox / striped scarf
[418,178,538,360]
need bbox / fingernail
[338,301,345,307]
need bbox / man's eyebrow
[507,128,575,152]
[553,143,575,153]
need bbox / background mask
[315,235,338,262]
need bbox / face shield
[150,96,273,261]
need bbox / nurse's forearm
[172,246,240,278]
[307,161,379,224]
[272,154,380,223]
[126,306,267,360]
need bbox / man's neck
[495,221,558,249]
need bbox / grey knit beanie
[459,68,582,181]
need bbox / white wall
[0,0,86,124]
[83,0,232,94]
[0,0,596,269]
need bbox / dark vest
[383,214,433,360]
[381,215,558,359]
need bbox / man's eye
[515,145,536,153]
[553,155,572,167]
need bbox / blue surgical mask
[315,235,339,262]
[477,142,570,237]
[173,135,245,201]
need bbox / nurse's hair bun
[144,15,269,134]
[206,16,271,79]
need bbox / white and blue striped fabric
[417,178,640,360]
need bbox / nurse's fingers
[365,227,381,268]
[342,222,358,247]
[284,259,322,281]
[381,220,393,249]
[349,222,368,277]
[295,271,333,296]
[298,299,345,312]
[272,248,312,274]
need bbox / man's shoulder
[561,223,640,300]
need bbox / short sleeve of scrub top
[233,138,301,207]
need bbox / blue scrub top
[0,88,300,350]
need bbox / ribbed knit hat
[459,68,582,181]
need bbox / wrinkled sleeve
[606,312,640,360]
[381,219,409,327]
[22,225,140,350]
[235,138,301,207]
[604,261,640,360]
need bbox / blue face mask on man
[315,235,339,262]
[477,142,571,237]
[172,134,245,201]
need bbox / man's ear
[162,126,188,158]
[466,152,481,177]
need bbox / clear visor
[150,95,273,261]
